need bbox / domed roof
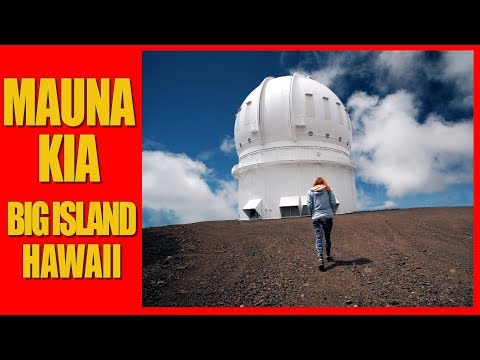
[234,73,352,157]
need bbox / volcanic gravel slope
[143,207,472,307]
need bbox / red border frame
[0,44,475,315]
[139,44,478,316]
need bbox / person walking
[307,177,339,271]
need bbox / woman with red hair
[306,177,339,272]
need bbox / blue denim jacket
[307,188,338,220]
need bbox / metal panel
[242,198,263,220]
[244,101,251,126]
[243,198,262,210]
[323,97,331,121]
[279,196,300,207]
[337,102,344,125]
[305,93,315,118]
[237,162,357,220]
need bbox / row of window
[304,94,351,129]
[245,206,308,219]
[235,94,351,132]
[280,206,310,218]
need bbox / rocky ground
[143,207,472,307]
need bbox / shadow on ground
[325,257,371,271]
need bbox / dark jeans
[312,218,333,261]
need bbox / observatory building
[232,73,357,220]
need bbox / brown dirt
[142,207,473,307]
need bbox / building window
[280,207,300,218]
[337,102,344,125]
[322,96,331,121]
[244,101,252,126]
[279,196,300,218]
[305,93,315,118]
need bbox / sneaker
[318,260,325,272]
[326,255,334,262]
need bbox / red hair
[313,177,326,186]
[313,177,331,191]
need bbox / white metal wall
[237,162,357,220]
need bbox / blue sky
[142,51,473,227]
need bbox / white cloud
[143,150,238,225]
[368,201,397,211]
[142,137,164,151]
[293,66,345,87]
[376,51,420,74]
[441,51,473,89]
[375,51,473,109]
[197,150,214,161]
[383,200,396,208]
[220,135,236,154]
[287,52,352,87]
[440,51,473,108]
[356,189,396,211]
[286,51,473,107]
[375,51,422,86]
[356,188,374,210]
[288,51,425,92]
[348,90,472,197]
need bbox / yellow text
[39,134,100,183]
[23,243,121,279]
[8,201,136,236]
[4,78,135,127]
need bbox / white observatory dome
[232,73,357,220]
